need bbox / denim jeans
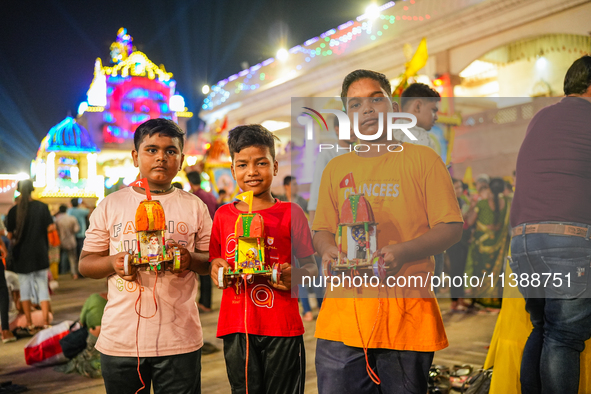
[510,222,591,394]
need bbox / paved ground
[0,276,497,393]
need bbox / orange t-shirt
[311,144,463,351]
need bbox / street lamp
[365,4,380,20]
[202,85,210,95]
[276,48,289,61]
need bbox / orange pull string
[243,276,250,394]
[133,271,159,394]
[353,294,382,385]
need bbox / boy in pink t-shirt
[210,124,318,393]
[80,119,212,394]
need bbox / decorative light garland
[202,0,437,111]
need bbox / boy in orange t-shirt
[312,70,463,393]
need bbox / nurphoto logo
[300,107,418,152]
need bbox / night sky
[0,0,364,173]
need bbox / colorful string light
[202,0,433,111]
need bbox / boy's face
[407,99,439,131]
[231,145,278,197]
[132,133,184,189]
[345,78,399,143]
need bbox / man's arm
[381,222,463,273]
[72,217,80,234]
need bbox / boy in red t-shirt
[210,124,317,394]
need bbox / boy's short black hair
[400,83,441,110]
[341,70,392,109]
[227,124,279,160]
[59,204,68,213]
[186,171,201,186]
[283,175,294,186]
[564,55,591,96]
[71,198,79,207]
[134,118,185,152]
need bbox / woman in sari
[466,177,511,308]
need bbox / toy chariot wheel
[172,248,181,271]
[218,267,228,289]
[123,253,133,276]
[372,254,387,280]
[323,259,336,278]
[271,263,282,284]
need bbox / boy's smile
[231,145,278,202]
[132,133,184,190]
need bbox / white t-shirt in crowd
[392,118,435,150]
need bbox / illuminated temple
[31,28,192,204]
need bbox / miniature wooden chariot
[217,191,282,292]
[123,179,181,275]
[323,173,388,280]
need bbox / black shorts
[315,339,434,394]
[100,349,201,394]
[223,333,305,394]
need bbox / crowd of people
[0,55,589,394]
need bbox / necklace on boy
[150,185,174,194]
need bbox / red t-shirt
[210,200,314,338]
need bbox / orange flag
[130,178,151,200]
[339,173,356,193]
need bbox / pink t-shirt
[84,187,212,357]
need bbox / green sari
[467,196,511,308]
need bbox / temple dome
[42,117,98,153]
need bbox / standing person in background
[393,82,441,149]
[277,175,322,321]
[55,205,80,279]
[466,177,511,309]
[447,179,472,312]
[396,82,445,288]
[510,55,591,394]
[6,180,55,332]
[68,198,89,279]
[187,171,218,313]
[1,236,16,343]
[277,176,308,214]
[307,116,354,227]
[216,189,228,209]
